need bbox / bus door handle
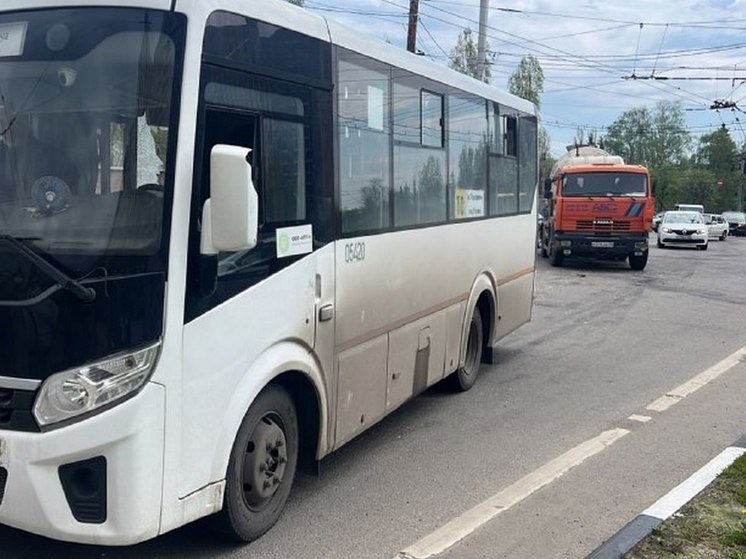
[319,304,334,322]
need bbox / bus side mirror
[200,145,259,255]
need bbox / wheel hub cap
[242,415,288,508]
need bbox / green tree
[696,126,738,175]
[507,55,553,183]
[604,106,653,165]
[539,128,555,185]
[694,127,745,211]
[604,101,690,168]
[508,55,544,109]
[448,28,491,83]
[649,101,690,168]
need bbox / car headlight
[662,227,671,233]
[696,229,705,235]
[33,342,161,427]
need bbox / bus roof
[187,0,535,114]
[3,0,536,115]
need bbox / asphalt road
[2,234,746,559]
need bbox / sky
[302,0,746,158]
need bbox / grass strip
[625,453,746,559]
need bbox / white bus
[0,0,538,545]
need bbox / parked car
[721,211,746,237]
[703,213,729,241]
[657,211,708,250]
[651,211,665,232]
[674,203,704,213]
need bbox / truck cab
[540,146,654,270]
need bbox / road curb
[586,436,746,559]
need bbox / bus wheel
[217,385,298,542]
[450,308,484,392]
[628,251,648,271]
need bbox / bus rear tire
[216,384,298,542]
[450,308,484,392]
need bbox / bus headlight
[33,342,161,427]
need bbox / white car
[704,213,729,241]
[657,211,708,250]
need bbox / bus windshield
[562,172,647,197]
[0,8,182,284]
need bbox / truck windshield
[562,172,647,197]
[0,8,183,301]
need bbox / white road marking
[398,346,746,559]
[643,446,746,520]
[396,428,630,559]
[647,345,746,413]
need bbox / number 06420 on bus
[0,0,538,545]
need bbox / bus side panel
[179,251,322,499]
[386,309,447,410]
[495,273,535,341]
[335,336,388,447]
[332,219,534,450]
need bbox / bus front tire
[216,385,299,542]
[450,308,484,392]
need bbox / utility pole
[406,0,419,53]
[476,0,489,81]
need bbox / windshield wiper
[0,234,96,302]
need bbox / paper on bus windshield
[0,22,27,57]
[276,224,313,258]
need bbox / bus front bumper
[552,232,649,258]
[0,382,165,545]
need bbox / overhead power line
[624,75,746,81]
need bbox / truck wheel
[216,385,298,542]
[449,308,484,392]
[549,244,563,267]
[628,251,648,271]
[539,228,548,257]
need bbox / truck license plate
[591,241,614,248]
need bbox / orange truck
[539,145,655,270]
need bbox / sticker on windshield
[0,23,28,58]
[276,224,313,258]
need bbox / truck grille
[0,387,40,432]
[576,220,632,233]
